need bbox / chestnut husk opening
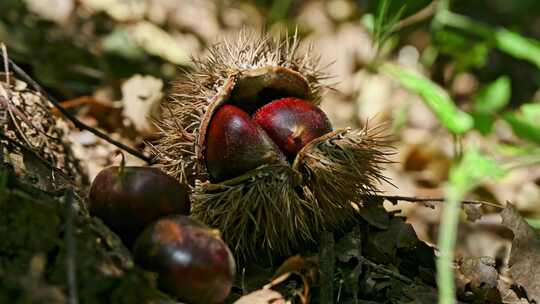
[154,32,393,260]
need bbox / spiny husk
[153,29,394,260]
[153,30,328,184]
[192,165,322,260]
[293,124,395,228]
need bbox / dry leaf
[23,0,74,23]
[234,289,285,304]
[130,21,189,65]
[121,74,163,135]
[501,203,540,302]
[80,0,146,21]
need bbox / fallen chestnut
[205,104,285,181]
[88,156,190,246]
[134,216,235,304]
[253,97,333,158]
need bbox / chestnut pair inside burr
[205,96,333,182]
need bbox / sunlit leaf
[438,148,505,304]
[526,218,540,229]
[474,76,511,114]
[381,63,473,134]
[504,104,540,144]
[102,27,145,60]
[372,0,405,50]
[471,112,494,135]
[495,28,540,69]
[448,148,506,195]
[130,21,190,65]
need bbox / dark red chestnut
[205,104,285,182]
[88,157,190,247]
[134,216,235,304]
[253,97,333,158]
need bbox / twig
[391,1,437,33]
[64,188,79,304]
[1,44,10,85]
[319,231,335,304]
[358,255,413,284]
[372,194,503,209]
[6,59,154,164]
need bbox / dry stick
[371,194,503,209]
[64,188,79,304]
[391,0,437,33]
[358,255,413,284]
[6,59,154,164]
[1,44,10,85]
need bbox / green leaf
[372,0,405,50]
[437,148,505,304]
[474,76,511,114]
[504,104,540,144]
[361,14,375,33]
[495,28,540,69]
[102,27,145,60]
[526,218,540,229]
[448,149,506,196]
[495,144,540,157]
[471,112,494,135]
[434,31,490,70]
[381,63,473,134]
[521,103,540,121]
[435,11,540,68]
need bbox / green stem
[269,0,293,22]
[436,10,493,38]
[437,188,462,304]
[116,151,126,178]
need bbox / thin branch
[1,44,10,85]
[64,188,79,304]
[371,194,503,209]
[6,59,154,164]
[391,1,438,33]
[358,255,413,284]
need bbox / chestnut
[133,216,235,304]
[205,104,285,182]
[88,157,190,247]
[253,97,333,158]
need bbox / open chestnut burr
[153,30,393,260]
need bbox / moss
[0,170,172,303]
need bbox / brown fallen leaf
[121,74,163,135]
[456,256,500,302]
[234,289,285,304]
[501,203,540,302]
[265,255,318,304]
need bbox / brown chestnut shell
[133,216,235,304]
[205,104,286,182]
[88,166,190,247]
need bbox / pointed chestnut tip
[205,104,286,182]
[87,166,191,247]
[253,97,333,158]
